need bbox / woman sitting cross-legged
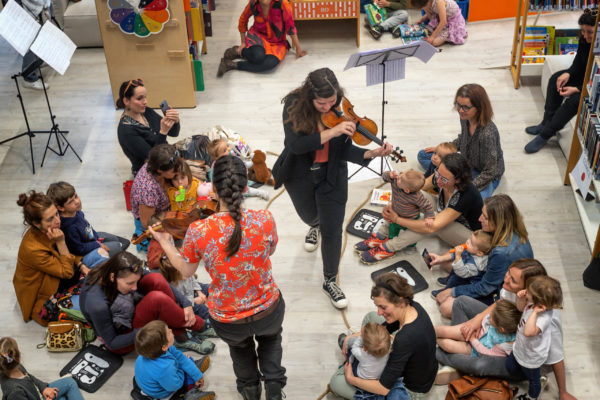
[80,251,213,355]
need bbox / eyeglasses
[454,101,474,112]
[435,169,452,185]
[124,78,144,95]
[584,8,598,16]
[122,261,143,274]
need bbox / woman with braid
[152,155,285,400]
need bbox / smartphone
[159,100,169,115]
[422,248,432,269]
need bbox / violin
[321,97,406,163]
[132,199,219,245]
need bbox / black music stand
[344,41,436,178]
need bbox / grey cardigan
[1,366,46,400]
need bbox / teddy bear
[248,150,275,186]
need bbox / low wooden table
[290,0,361,47]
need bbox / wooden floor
[0,5,598,400]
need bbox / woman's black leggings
[239,45,280,73]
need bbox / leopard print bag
[44,321,83,352]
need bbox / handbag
[446,375,514,400]
[42,320,84,352]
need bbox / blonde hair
[490,300,521,334]
[484,194,528,248]
[401,169,426,193]
[207,138,227,161]
[362,323,391,358]
[437,142,457,154]
[158,253,183,284]
[472,230,493,255]
[0,337,20,375]
[527,275,563,310]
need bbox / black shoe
[265,381,285,400]
[525,123,544,135]
[338,333,347,350]
[183,388,216,400]
[431,288,443,300]
[391,26,402,38]
[368,25,383,40]
[323,277,348,309]
[240,384,262,400]
[437,276,448,287]
[524,135,549,154]
[304,226,320,252]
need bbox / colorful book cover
[370,189,391,206]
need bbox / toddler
[412,0,467,46]
[423,142,457,178]
[364,0,408,40]
[133,321,215,400]
[506,276,563,400]
[47,181,130,268]
[167,161,211,211]
[347,323,391,381]
[356,169,434,264]
[429,229,493,297]
[1,336,84,400]
[110,291,143,334]
[436,299,521,357]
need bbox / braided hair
[212,155,247,256]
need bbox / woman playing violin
[272,67,392,309]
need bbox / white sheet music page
[0,0,41,56]
[30,21,76,75]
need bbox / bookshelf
[564,11,600,259]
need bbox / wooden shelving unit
[510,0,530,89]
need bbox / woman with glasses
[130,144,181,252]
[80,251,209,354]
[524,9,596,154]
[116,79,180,176]
[418,84,504,199]
[371,153,482,264]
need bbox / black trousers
[209,296,286,393]
[284,164,348,279]
[540,69,581,140]
[238,46,280,73]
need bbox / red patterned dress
[238,0,298,62]
[180,209,279,323]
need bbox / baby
[346,323,391,381]
[425,142,457,178]
[356,169,434,264]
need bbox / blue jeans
[505,353,540,398]
[134,218,149,252]
[472,170,500,200]
[192,283,210,320]
[48,377,84,400]
[81,248,109,268]
[353,378,412,400]
[417,149,432,171]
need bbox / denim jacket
[452,233,533,299]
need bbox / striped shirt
[383,172,434,220]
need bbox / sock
[375,233,386,240]
[382,243,391,252]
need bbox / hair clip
[2,353,13,363]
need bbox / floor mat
[370,260,428,294]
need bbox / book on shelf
[530,0,600,10]
[370,189,391,206]
[555,28,579,55]
[521,26,555,63]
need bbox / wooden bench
[290,0,361,46]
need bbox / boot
[223,46,240,60]
[217,58,237,77]
[240,384,261,400]
[265,381,284,400]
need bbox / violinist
[272,67,392,309]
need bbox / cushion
[64,0,97,17]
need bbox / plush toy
[248,150,275,186]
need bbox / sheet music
[0,0,41,56]
[30,21,76,75]
[366,59,405,86]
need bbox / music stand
[344,41,436,178]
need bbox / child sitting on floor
[1,336,85,400]
[423,142,457,179]
[167,161,213,211]
[356,169,434,264]
[412,0,467,47]
[435,299,521,357]
[47,181,130,268]
[428,229,493,298]
[133,320,215,400]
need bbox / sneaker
[431,288,443,300]
[194,355,211,373]
[437,276,448,287]
[240,384,261,400]
[434,365,460,385]
[515,395,534,400]
[191,326,218,339]
[217,57,237,77]
[540,375,548,392]
[359,244,395,265]
[304,226,320,252]
[525,123,544,135]
[323,277,348,309]
[265,381,285,400]
[223,45,240,60]
[338,333,347,350]
[354,233,387,252]
[174,337,215,355]
[524,135,548,154]
[22,79,49,90]
[368,25,383,40]
[256,189,270,201]
[391,26,402,38]
[183,388,216,400]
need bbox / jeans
[209,296,286,393]
[134,218,149,252]
[192,283,210,320]
[97,231,130,257]
[285,166,348,279]
[238,45,280,73]
[47,377,85,400]
[81,248,109,268]
[506,353,540,398]
[472,170,500,200]
[540,69,581,140]
[417,149,432,171]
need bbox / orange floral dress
[238,0,298,61]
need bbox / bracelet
[77,261,83,268]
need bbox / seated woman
[116,79,180,176]
[13,191,88,326]
[80,251,210,354]
[524,9,595,154]
[358,153,482,264]
[330,272,437,399]
[435,259,577,400]
[430,194,533,317]
[130,144,181,252]
[217,0,307,77]
[418,84,504,199]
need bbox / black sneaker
[265,381,286,400]
[525,123,544,135]
[437,276,448,287]
[338,333,347,350]
[368,25,383,40]
[304,226,320,252]
[391,26,402,38]
[431,288,443,300]
[323,277,348,309]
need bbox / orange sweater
[13,228,81,326]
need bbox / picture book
[370,189,392,206]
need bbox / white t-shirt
[513,304,553,368]
[350,337,389,380]
[499,288,564,364]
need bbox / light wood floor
[0,5,598,400]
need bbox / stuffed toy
[248,150,275,186]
